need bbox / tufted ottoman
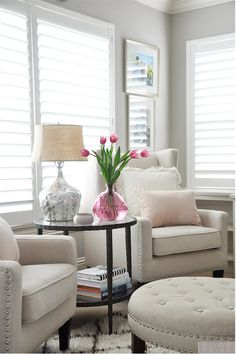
[128,277,235,353]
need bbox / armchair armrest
[15,235,77,266]
[197,209,228,255]
[131,217,153,281]
[0,261,22,353]
[197,209,228,231]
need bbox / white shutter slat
[38,21,108,50]
[0,7,33,212]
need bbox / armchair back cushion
[0,217,20,261]
[116,167,181,216]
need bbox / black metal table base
[35,217,137,334]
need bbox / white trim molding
[170,0,234,14]
[134,0,233,14]
[135,0,172,13]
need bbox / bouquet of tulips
[80,133,149,187]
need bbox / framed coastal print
[125,39,159,96]
[128,95,155,151]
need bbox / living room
[0,0,235,353]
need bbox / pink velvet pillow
[140,190,201,227]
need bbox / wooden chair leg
[59,318,71,351]
[213,270,224,278]
[132,332,146,353]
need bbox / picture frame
[128,95,155,151]
[125,39,159,96]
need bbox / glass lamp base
[39,168,81,221]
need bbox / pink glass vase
[92,185,128,221]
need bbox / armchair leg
[213,270,224,278]
[132,332,146,353]
[59,318,71,351]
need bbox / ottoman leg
[213,270,224,278]
[132,333,146,353]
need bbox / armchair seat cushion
[152,225,221,256]
[22,263,76,322]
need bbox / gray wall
[44,0,171,150]
[170,1,235,186]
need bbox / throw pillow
[116,167,181,216]
[140,190,201,227]
[0,217,20,261]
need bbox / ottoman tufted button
[228,306,234,310]
[160,301,167,305]
[216,297,223,301]
[196,308,204,313]
[186,298,194,302]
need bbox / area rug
[40,311,176,353]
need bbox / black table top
[34,216,137,231]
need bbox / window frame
[0,0,115,226]
[186,33,235,193]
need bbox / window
[128,95,155,150]
[186,33,235,191]
[0,0,114,225]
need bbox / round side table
[34,217,137,334]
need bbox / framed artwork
[128,95,155,151]
[125,39,159,96]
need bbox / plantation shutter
[128,95,154,150]
[187,33,235,190]
[34,8,113,189]
[0,5,33,215]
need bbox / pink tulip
[140,149,149,158]
[130,150,139,159]
[110,133,119,143]
[100,136,107,145]
[80,148,90,157]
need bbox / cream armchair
[84,149,228,283]
[0,217,77,353]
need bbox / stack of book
[77,265,131,300]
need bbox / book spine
[77,272,130,289]
[101,284,127,299]
[77,276,131,293]
[77,284,127,299]
[77,267,126,281]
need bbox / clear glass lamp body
[39,164,81,221]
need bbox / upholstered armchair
[84,149,228,283]
[0,217,77,353]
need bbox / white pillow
[116,167,181,216]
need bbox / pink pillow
[140,190,201,227]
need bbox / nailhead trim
[136,221,143,281]
[0,266,12,352]
[128,312,234,343]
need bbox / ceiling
[134,0,234,14]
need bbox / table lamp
[32,124,87,221]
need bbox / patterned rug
[39,311,176,353]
